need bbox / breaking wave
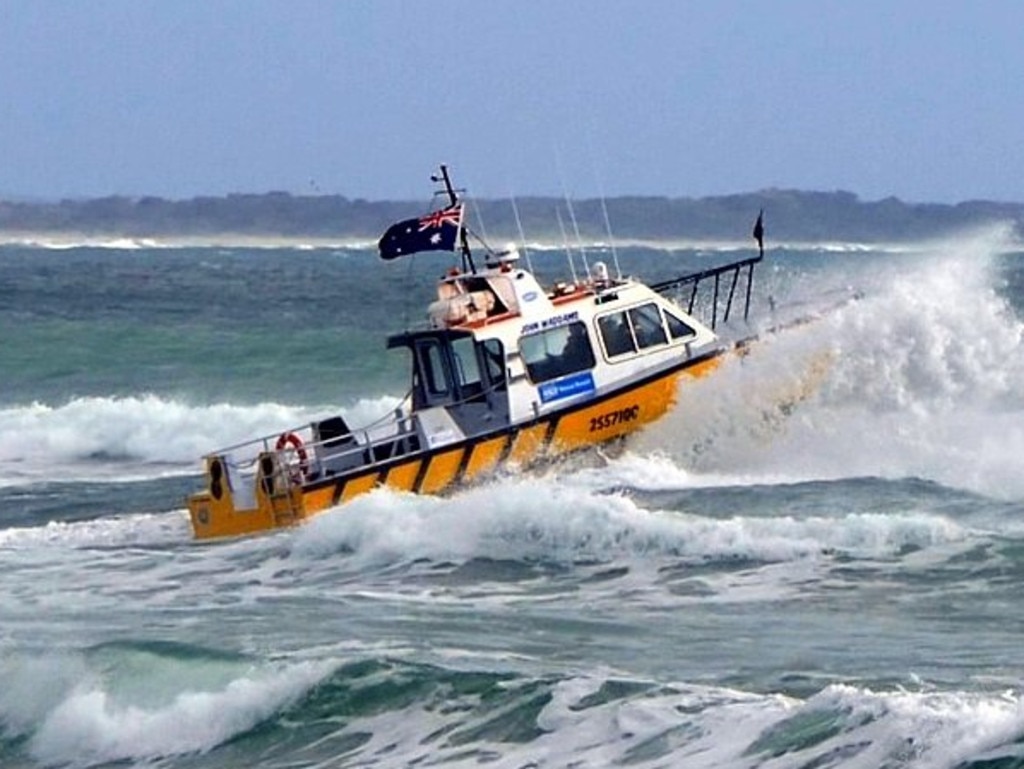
[4,645,1024,769]
[638,227,1024,499]
[0,394,402,487]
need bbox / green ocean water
[3,236,1024,768]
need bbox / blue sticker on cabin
[539,371,596,404]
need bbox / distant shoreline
[2,189,1023,247]
[1,229,1011,254]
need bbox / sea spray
[638,228,1024,498]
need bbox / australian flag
[378,204,463,260]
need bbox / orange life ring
[274,432,309,481]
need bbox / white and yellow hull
[187,353,721,540]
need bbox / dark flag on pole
[378,205,464,260]
[752,209,765,258]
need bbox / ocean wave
[0,509,189,550]
[0,394,402,488]
[768,683,1024,768]
[6,648,1023,769]
[0,448,968,564]
[0,642,339,768]
[286,473,968,570]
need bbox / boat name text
[521,311,579,335]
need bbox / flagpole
[746,209,765,321]
[435,164,475,274]
[753,209,765,260]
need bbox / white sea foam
[0,510,189,550]
[288,473,967,570]
[518,679,1024,769]
[319,675,788,768]
[791,683,1024,768]
[0,393,402,487]
[570,449,794,491]
[636,227,1024,499]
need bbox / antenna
[510,195,534,272]
[597,187,622,280]
[580,124,623,279]
[553,145,589,283]
[470,197,490,251]
[563,193,590,280]
[555,206,579,284]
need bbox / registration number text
[589,405,640,432]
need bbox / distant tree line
[0,189,1021,243]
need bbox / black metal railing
[650,255,762,330]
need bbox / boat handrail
[203,388,415,461]
[302,413,416,474]
[650,254,763,330]
[285,373,514,473]
[204,373,509,476]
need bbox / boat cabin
[387,328,510,439]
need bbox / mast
[432,164,476,274]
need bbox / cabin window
[665,310,696,340]
[598,311,636,357]
[451,336,482,388]
[519,321,595,384]
[419,340,450,397]
[629,303,668,349]
[481,338,507,389]
[599,304,695,361]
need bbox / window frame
[518,320,596,384]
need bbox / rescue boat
[186,167,764,540]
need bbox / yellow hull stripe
[462,436,509,482]
[507,423,550,466]
[384,458,422,493]
[418,447,466,494]
[299,485,338,519]
[341,472,380,503]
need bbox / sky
[2,1,1024,204]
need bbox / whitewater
[3,229,1024,768]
